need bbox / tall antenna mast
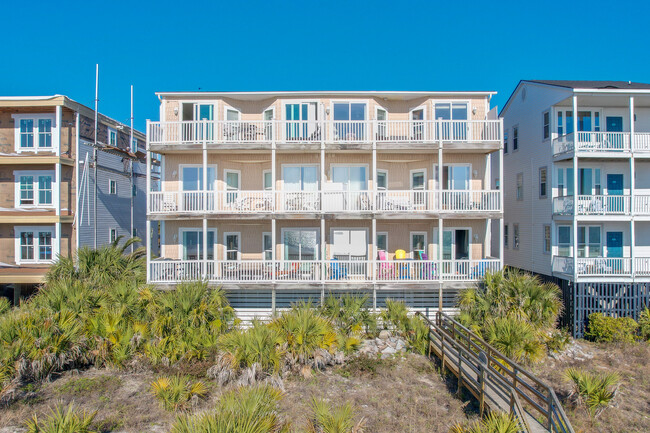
[130,85,135,253]
[93,64,98,249]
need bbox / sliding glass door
[283,229,319,260]
[434,103,468,140]
[333,102,366,140]
[285,102,318,140]
[182,230,215,260]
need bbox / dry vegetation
[0,354,479,433]
[532,340,650,433]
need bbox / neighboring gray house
[494,80,650,336]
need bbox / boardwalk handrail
[416,312,574,433]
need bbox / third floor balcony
[553,194,650,217]
[148,119,502,148]
[552,131,650,158]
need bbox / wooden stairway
[417,312,574,433]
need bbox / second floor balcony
[148,189,501,216]
[552,256,650,279]
[148,119,502,147]
[553,194,650,216]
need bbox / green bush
[306,398,366,433]
[25,403,96,433]
[380,299,429,355]
[565,368,619,418]
[449,411,519,433]
[459,270,563,363]
[150,375,208,411]
[171,385,290,433]
[585,313,638,343]
[638,308,650,341]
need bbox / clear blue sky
[2,0,648,131]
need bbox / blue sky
[2,0,648,130]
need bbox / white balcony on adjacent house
[552,256,627,277]
[148,189,501,216]
[553,194,650,216]
[148,120,502,147]
[552,131,650,157]
[149,258,501,284]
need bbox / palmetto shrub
[270,302,338,364]
[564,368,619,418]
[459,270,563,363]
[25,403,96,433]
[306,398,366,433]
[212,320,284,385]
[0,239,238,402]
[171,385,290,433]
[150,375,208,411]
[380,299,430,355]
[449,411,520,433]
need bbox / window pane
[451,103,467,120]
[435,104,451,120]
[412,234,425,251]
[558,227,570,244]
[412,172,425,189]
[20,119,34,148]
[39,232,52,260]
[377,234,387,252]
[20,232,34,260]
[38,119,52,147]
[20,176,34,205]
[264,172,272,190]
[333,103,349,121]
[350,103,366,120]
[38,176,52,204]
[377,172,387,189]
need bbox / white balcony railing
[552,256,633,277]
[148,120,502,146]
[149,259,501,284]
[149,189,501,215]
[634,133,650,152]
[552,132,634,156]
[553,195,650,216]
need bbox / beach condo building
[146,91,503,320]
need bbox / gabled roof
[500,80,650,117]
[526,80,650,90]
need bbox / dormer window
[108,127,118,146]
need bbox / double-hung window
[513,126,519,150]
[13,114,56,152]
[15,226,55,264]
[539,167,547,198]
[542,111,550,140]
[15,171,54,207]
[513,224,520,249]
[504,225,509,248]
[516,173,524,201]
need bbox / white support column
[572,95,579,280]
[146,120,152,284]
[55,222,61,262]
[631,219,636,277]
[55,162,61,217]
[438,121,443,212]
[271,218,276,284]
[438,217,443,314]
[630,96,635,152]
[499,141,504,268]
[630,96,636,215]
[55,105,62,156]
[372,217,377,284]
[202,121,208,279]
[321,218,326,282]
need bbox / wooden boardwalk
[418,313,574,433]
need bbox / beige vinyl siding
[161,96,489,123]
[162,219,488,262]
[162,152,492,192]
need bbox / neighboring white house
[495,80,650,336]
